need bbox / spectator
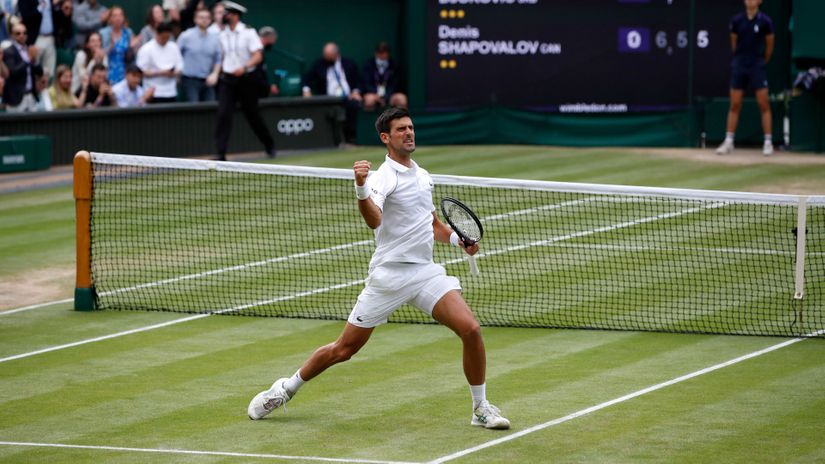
[0,1,12,43]
[75,62,114,107]
[135,4,164,50]
[362,41,407,111]
[0,48,9,106]
[206,1,224,35]
[100,5,138,85]
[16,0,56,79]
[112,63,153,107]
[32,65,51,110]
[47,63,80,109]
[71,31,108,94]
[177,7,219,102]
[258,25,278,96]
[136,21,181,103]
[214,1,275,160]
[72,0,108,49]
[302,42,362,143]
[3,22,43,112]
[53,0,75,50]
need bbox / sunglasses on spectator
[14,31,27,36]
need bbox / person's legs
[181,76,200,102]
[431,290,485,386]
[214,77,236,160]
[717,88,743,154]
[35,35,56,80]
[201,81,216,102]
[297,323,374,381]
[755,87,773,154]
[237,77,275,154]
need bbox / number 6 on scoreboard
[440,197,483,276]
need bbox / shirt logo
[754,24,759,33]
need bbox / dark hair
[82,32,102,66]
[375,41,390,53]
[156,21,173,34]
[375,107,410,135]
[91,63,108,74]
[125,64,142,75]
[145,4,163,27]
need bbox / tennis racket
[440,197,483,276]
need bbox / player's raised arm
[354,160,382,229]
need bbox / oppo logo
[277,118,314,135]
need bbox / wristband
[450,231,460,247]
[355,182,370,200]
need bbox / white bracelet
[355,183,370,200]
[450,231,460,247]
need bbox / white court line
[0,298,73,316]
[0,441,417,464]
[427,329,825,464]
[0,201,725,362]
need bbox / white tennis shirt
[218,22,262,74]
[366,155,436,269]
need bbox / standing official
[214,1,275,161]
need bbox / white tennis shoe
[248,378,292,420]
[763,141,774,156]
[716,139,734,155]
[471,400,511,429]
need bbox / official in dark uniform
[214,1,275,161]
[716,0,775,156]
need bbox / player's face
[384,117,416,155]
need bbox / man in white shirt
[112,64,154,107]
[214,1,275,161]
[247,107,512,431]
[136,21,182,103]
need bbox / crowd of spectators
[0,0,408,141]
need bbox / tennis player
[716,0,775,156]
[247,107,510,429]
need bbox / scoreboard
[427,0,744,111]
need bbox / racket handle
[468,255,480,276]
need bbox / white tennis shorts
[347,262,462,328]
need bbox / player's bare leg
[432,290,510,429]
[248,323,373,420]
[755,88,773,155]
[717,89,743,154]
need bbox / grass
[1,145,824,463]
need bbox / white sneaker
[248,378,292,420]
[763,141,774,156]
[716,139,734,155]
[471,400,510,430]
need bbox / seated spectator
[72,31,108,94]
[72,0,108,49]
[48,64,81,109]
[206,1,224,35]
[177,7,219,102]
[258,25,278,96]
[136,21,182,103]
[136,4,165,50]
[362,41,407,110]
[3,22,43,113]
[75,62,115,107]
[302,42,362,142]
[112,63,154,107]
[100,6,139,85]
[53,0,75,50]
[33,66,52,111]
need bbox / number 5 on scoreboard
[440,197,483,276]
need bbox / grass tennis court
[2,146,825,463]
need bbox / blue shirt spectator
[100,6,136,86]
[177,8,220,102]
[113,65,153,107]
[72,0,108,47]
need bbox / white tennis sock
[764,134,772,143]
[725,132,735,143]
[470,383,486,408]
[284,369,305,395]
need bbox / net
[86,153,825,338]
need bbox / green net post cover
[74,287,96,311]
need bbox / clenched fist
[353,160,371,186]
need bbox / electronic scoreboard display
[427,0,744,111]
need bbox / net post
[793,196,808,301]
[74,151,96,311]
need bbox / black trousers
[215,73,274,158]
